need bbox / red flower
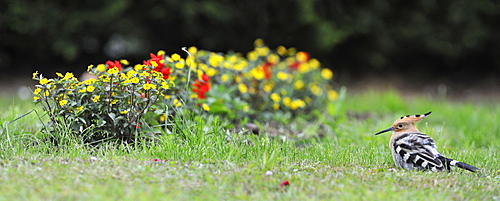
[144,52,172,79]
[106,60,122,71]
[160,67,171,79]
[288,51,310,70]
[289,62,300,70]
[144,53,166,69]
[192,74,210,99]
[262,62,273,80]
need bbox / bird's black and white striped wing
[392,133,448,172]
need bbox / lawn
[0,89,499,200]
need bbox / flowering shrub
[32,39,338,144]
[32,61,171,143]
[192,39,337,121]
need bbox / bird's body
[375,112,478,172]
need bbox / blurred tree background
[1,0,499,85]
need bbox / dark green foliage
[1,0,499,81]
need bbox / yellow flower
[173,99,182,107]
[92,95,100,102]
[270,93,281,102]
[175,62,185,69]
[39,78,50,85]
[143,83,156,90]
[310,85,323,96]
[127,69,137,77]
[290,99,306,110]
[130,77,140,84]
[294,80,304,90]
[56,72,64,77]
[206,68,217,77]
[161,82,169,89]
[298,63,311,73]
[32,71,39,79]
[120,59,129,65]
[33,96,40,101]
[277,46,287,56]
[273,103,280,110]
[250,67,265,80]
[110,99,119,105]
[321,68,333,80]
[33,88,42,95]
[152,71,163,79]
[238,83,248,94]
[254,38,264,47]
[159,114,166,122]
[309,58,320,69]
[297,52,309,62]
[171,53,181,61]
[157,50,166,56]
[44,90,50,96]
[209,53,224,67]
[233,61,247,71]
[283,97,291,107]
[120,73,128,80]
[267,54,279,64]
[234,76,241,83]
[134,64,143,71]
[255,47,270,56]
[221,74,230,82]
[107,67,119,75]
[247,51,258,61]
[59,100,68,106]
[78,88,87,93]
[76,106,84,113]
[188,46,197,55]
[328,90,338,101]
[277,72,289,81]
[84,78,96,85]
[97,64,106,72]
[86,86,95,92]
[263,83,272,92]
[120,110,129,114]
[99,74,110,82]
[87,65,94,72]
[140,71,150,77]
[202,104,210,111]
[63,72,76,81]
[243,105,249,112]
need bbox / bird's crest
[393,111,431,125]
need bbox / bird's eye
[397,124,403,128]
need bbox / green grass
[0,90,499,200]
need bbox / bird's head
[375,111,431,135]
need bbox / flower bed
[32,39,338,144]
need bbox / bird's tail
[446,158,479,172]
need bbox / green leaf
[208,102,229,114]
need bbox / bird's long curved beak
[375,127,394,135]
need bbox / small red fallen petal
[279,181,290,187]
[153,159,168,162]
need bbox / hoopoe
[375,111,478,172]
